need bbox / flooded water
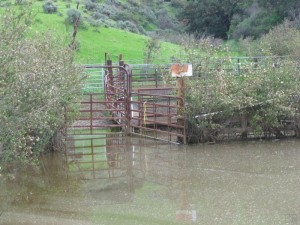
[1,138,300,225]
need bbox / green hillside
[29,0,181,64]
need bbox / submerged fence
[73,56,300,146]
[184,56,300,142]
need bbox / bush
[127,0,139,7]
[43,0,57,14]
[156,9,177,30]
[95,4,118,17]
[138,7,156,23]
[241,20,300,58]
[113,11,132,21]
[170,0,186,9]
[0,7,82,165]
[84,0,98,11]
[116,20,139,33]
[15,0,27,5]
[92,11,102,20]
[66,8,81,25]
[229,3,282,39]
[143,36,161,64]
[179,36,300,141]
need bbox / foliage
[181,0,300,40]
[243,21,300,59]
[43,0,57,14]
[66,8,81,25]
[143,36,161,64]
[116,20,140,34]
[181,0,242,39]
[228,3,282,39]
[181,36,300,141]
[84,0,98,11]
[0,6,83,165]
[68,0,183,40]
[156,9,177,30]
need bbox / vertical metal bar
[91,138,95,179]
[124,90,130,135]
[253,57,258,68]
[101,68,105,90]
[155,68,158,88]
[138,93,141,129]
[154,96,157,132]
[128,69,132,131]
[237,58,240,76]
[182,97,186,145]
[177,77,185,143]
[90,94,93,135]
[64,106,68,151]
[119,60,124,92]
[125,137,134,193]
[107,60,113,87]
[168,96,171,142]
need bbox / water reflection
[1,138,300,224]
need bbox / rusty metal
[84,64,131,130]
[130,64,170,90]
[65,58,187,181]
[82,61,185,144]
[65,133,128,180]
[130,88,185,144]
[65,61,132,180]
[176,77,186,144]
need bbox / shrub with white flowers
[0,6,83,165]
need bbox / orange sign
[171,64,193,77]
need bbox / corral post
[155,68,158,88]
[119,56,125,86]
[118,54,131,135]
[106,58,113,109]
[241,111,248,139]
[107,59,113,81]
[177,77,185,144]
[237,57,241,76]
[171,63,192,144]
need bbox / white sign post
[170,64,193,144]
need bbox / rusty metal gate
[130,88,185,144]
[128,63,186,144]
[65,61,132,180]
[65,58,186,180]
[72,60,185,144]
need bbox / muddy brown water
[0,138,300,225]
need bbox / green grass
[30,1,181,64]
[5,1,240,65]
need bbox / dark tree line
[181,0,300,39]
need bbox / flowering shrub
[0,7,83,165]
[179,35,300,142]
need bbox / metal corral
[65,59,186,181]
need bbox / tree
[143,36,161,64]
[0,6,83,165]
[228,2,282,39]
[181,0,243,39]
[258,0,300,16]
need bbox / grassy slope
[32,1,180,64]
